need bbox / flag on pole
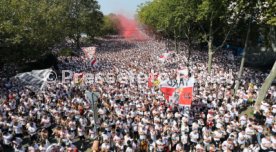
[82,47,96,59]
[90,58,97,67]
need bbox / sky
[97,0,149,18]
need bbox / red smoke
[115,15,146,40]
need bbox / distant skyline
[97,0,149,18]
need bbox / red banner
[179,87,193,106]
[160,87,175,101]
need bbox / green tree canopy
[0,0,103,63]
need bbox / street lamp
[85,89,100,135]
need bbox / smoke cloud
[115,14,146,40]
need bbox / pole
[91,93,96,133]
[85,90,99,136]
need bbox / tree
[63,0,103,49]
[234,22,251,95]
[233,0,276,95]
[253,0,276,109]
[138,0,238,67]
[196,0,240,74]
[0,0,104,64]
[233,0,256,95]
[138,0,200,55]
[255,61,276,110]
[100,14,120,36]
[0,0,68,62]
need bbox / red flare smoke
[115,14,146,40]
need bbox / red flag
[148,73,153,87]
[90,58,97,67]
[179,87,193,106]
[160,87,175,101]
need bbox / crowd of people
[0,35,275,152]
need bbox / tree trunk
[166,38,169,50]
[76,34,81,49]
[188,42,191,63]
[255,61,276,111]
[269,26,276,52]
[174,29,178,54]
[234,23,251,95]
[207,19,213,74]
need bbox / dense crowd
[0,36,275,152]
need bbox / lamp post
[85,89,100,135]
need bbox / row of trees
[137,0,276,109]
[101,14,120,36]
[0,0,119,64]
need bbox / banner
[157,52,171,62]
[160,78,194,106]
[178,87,193,106]
[158,55,166,62]
[14,69,54,91]
[160,87,176,101]
[82,47,96,59]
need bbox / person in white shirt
[155,136,165,152]
[265,113,274,129]
[245,125,255,144]
[175,142,183,152]
[271,135,276,151]
[255,124,264,145]
[13,121,23,138]
[240,115,247,128]
[250,143,260,152]
[41,115,52,136]
[125,141,134,152]
[195,143,204,152]
[213,129,222,148]
[101,140,110,152]
[26,122,37,142]
[272,123,276,135]
[203,131,212,151]
[261,136,272,151]
[13,144,25,152]
[3,131,13,151]
[222,139,234,151]
[189,130,199,150]
[77,125,85,149]
[238,131,247,148]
